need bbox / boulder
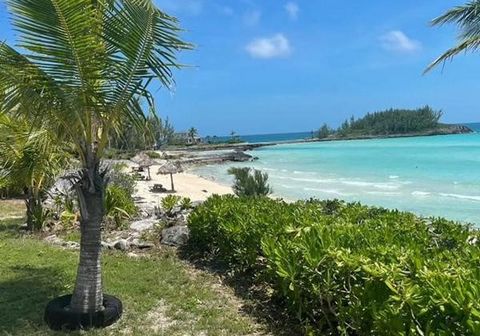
[160,225,189,247]
[113,239,129,251]
[130,217,157,232]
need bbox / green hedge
[188,195,480,335]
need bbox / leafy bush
[104,185,137,229]
[227,167,272,197]
[188,195,480,335]
[161,195,181,216]
[180,197,192,210]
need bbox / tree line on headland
[316,105,470,139]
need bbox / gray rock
[191,201,203,208]
[127,237,155,250]
[101,241,114,249]
[113,239,129,251]
[130,217,157,232]
[62,241,80,249]
[161,225,189,246]
[44,234,64,245]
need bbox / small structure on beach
[131,152,157,180]
[157,161,183,191]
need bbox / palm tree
[0,112,69,231]
[188,127,198,142]
[0,0,190,326]
[425,1,480,72]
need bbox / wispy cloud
[380,30,421,53]
[156,0,203,16]
[285,2,299,20]
[243,10,261,26]
[246,34,291,59]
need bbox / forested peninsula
[316,106,472,140]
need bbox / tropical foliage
[109,114,175,150]
[426,0,480,72]
[161,194,182,216]
[104,185,137,229]
[0,113,69,230]
[0,0,190,316]
[228,167,272,197]
[189,195,480,335]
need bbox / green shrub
[188,195,480,335]
[180,197,192,210]
[104,185,137,229]
[227,167,272,197]
[161,195,181,216]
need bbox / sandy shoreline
[126,161,232,207]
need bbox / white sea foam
[273,175,335,183]
[303,187,351,196]
[366,191,401,196]
[340,180,401,190]
[440,193,480,202]
[389,175,400,179]
[412,191,431,197]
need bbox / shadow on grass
[0,265,66,334]
[178,246,304,336]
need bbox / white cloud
[380,30,421,53]
[244,10,261,26]
[285,2,299,20]
[246,34,291,59]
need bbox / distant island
[315,106,473,140]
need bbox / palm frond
[426,1,480,73]
[424,36,480,73]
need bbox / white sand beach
[125,161,232,207]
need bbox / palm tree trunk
[25,187,43,231]
[170,173,174,191]
[70,165,105,313]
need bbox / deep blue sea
[193,123,480,224]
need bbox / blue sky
[1,1,479,136]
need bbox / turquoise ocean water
[193,125,480,224]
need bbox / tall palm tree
[0,0,190,323]
[425,1,480,72]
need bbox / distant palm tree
[188,127,198,142]
[0,0,190,323]
[425,1,480,72]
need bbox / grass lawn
[0,204,270,335]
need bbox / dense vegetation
[108,115,175,151]
[317,106,445,139]
[189,195,480,335]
